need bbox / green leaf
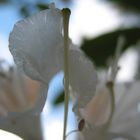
[36,3,50,10]
[53,91,64,106]
[20,6,30,17]
[0,0,9,4]
[102,0,140,12]
[81,27,140,67]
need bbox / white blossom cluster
[7,3,140,140]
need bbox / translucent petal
[0,68,40,116]
[69,48,97,110]
[77,129,136,140]
[9,8,63,84]
[110,82,140,139]
[82,84,111,127]
[0,112,43,140]
[77,127,112,140]
[108,132,137,140]
[30,84,48,114]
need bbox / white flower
[74,37,140,140]
[77,81,140,140]
[0,62,42,140]
[110,82,140,139]
[0,63,39,116]
[9,5,97,114]
[0,107,42,140]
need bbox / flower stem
[62,8,71,140]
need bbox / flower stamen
[106,36,125,128]
[62,8,71,140]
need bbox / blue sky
[0,4,20,36]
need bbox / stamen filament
[106,81,115,125]
[110,36,125,81]
[62,8,71,140]
[105,36,125,128]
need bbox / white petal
[82,84,111,127]
[30,84,48,114]
[108,132,137,139]
[77,127,112,140]
[9,8,63,84]
[0,112,43,140]
[69,48,97,110]
[110,82,140,139]
[0,68,40,115]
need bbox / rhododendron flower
[110,81,140,139]
[73,38,140,140]
[0,62,42,140]
[0,62,39,116]
[9,4,97,139]
[9,4,97,113]
[77,82,140,140]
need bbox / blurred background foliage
[0,0,139,106]
[102,0,140,13]
[53,91,64,106]
[81,27,140,67]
